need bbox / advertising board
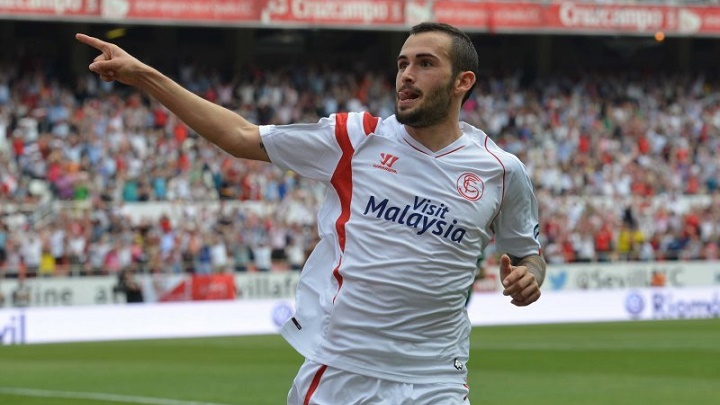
[3,286,718,344]
[2,1,720,36]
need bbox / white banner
[0,277,120,308]
[0,272,302,307]
[0,299,295,345]
[1,261,719,308]
[472,261,720,294]
[467,286,720,326]
[2,287,719,345]
[542,261,720,291]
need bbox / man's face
[395,32,456,128]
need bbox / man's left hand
[500,254,541,307]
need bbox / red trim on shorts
[303,364,328,405]
[330,113,354,302]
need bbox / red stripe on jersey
[403,138,466,158]
[303,364,328,405]
[484,135,506,225]
[362,112,379,135]
[435,145,465,158]
[330,113,354,300]
[331,258,343,304]
[403,138,428,155]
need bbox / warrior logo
[373,153,400,174]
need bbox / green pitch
[1,319,718,405]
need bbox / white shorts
[287,359,471,405]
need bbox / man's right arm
[136,68,268,161]
[76,33,268,162]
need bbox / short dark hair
[409,22,479,104]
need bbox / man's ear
[456,71,476,94]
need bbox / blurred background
[0,0,719,326]
[1,1,720,405]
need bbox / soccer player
[76,22,545,404]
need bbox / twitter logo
[548,271,567,290]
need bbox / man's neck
[404,120,463,152]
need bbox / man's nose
[399,66,415,83]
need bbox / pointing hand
[75,33,148,86]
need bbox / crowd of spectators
[0,54,719,278]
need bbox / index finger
[75,33,109,51]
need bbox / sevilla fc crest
[457,173,484,201]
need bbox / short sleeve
[491,157,542,258]
[259,116,342,183]
[260,112,380,183]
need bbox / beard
[395,78,454,128]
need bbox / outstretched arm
[75,33,269,162]
[499,253,546,307]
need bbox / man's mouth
[398,88,421,107]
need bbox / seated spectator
[0,58,719,275]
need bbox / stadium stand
[0,23,719,278]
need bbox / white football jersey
[260,112,541,384]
